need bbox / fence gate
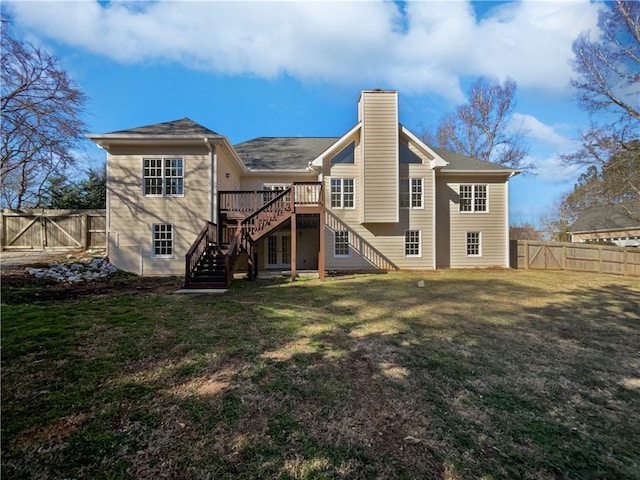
[526,244,563,270]
[1,209,106,250]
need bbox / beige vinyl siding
[322,129,435,271]
[359,91,399,223]
[106,145,212,275]
[323,218,434,271]
[435,175,509,268]
[217,143,244,191]
[240,173,317,191]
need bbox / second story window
[330,178,355,209]
[459,184,487,212]
[400,178,424,209]
[143,158,184,196]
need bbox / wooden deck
[185,183,325,289]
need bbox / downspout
[204,138,217,224]
[506,172,515,268]
[97,143,111,257]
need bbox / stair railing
[241,187,292,241]
[185,221,218,284]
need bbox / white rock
[418,280,425,288]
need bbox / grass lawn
[2,269,640,479]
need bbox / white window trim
[466,231,482,257]
[142,157,185,197]
[459,184,488,213]
[404,229,422,258]
[330,178,356,210]
[151,223,175,258]
[333,230,350,257]
[400,177,424,210]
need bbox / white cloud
[512,113,578,149]
[530,154,583,183]
[6,0,601,101]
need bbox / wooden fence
[1,209,106,251]
[511,240,640,277]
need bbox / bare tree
[572,0,639,123]
[564,0,639,207]
[1,17,87,208]
[509,222,544,241]
[434,77,529,170]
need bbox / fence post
[598,246,603,273]
[0,210,4,250]
[40,211,47,250]
[523,240,529,269]
[561,244,567,270]
[81,212,88,250]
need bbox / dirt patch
[1,262,182,303]
[0,250,87,271]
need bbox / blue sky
[5,0,605,225]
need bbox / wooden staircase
[183,183,323,289]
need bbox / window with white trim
[404,230,421,257]
[459,184,487,212]
[466,232,481,256]
[143,158,184,196]
[330,178,355,209]
[334,230,350,257]
[400,178,424,209]
[152,224,174,257]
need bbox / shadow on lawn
[2,272,639,479]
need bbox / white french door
[265,232,291,268]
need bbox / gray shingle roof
[233,137,517,173]
[234,137,339,170]
[107,118,219,136]
[432,148,517,173]
[571,203,640,232]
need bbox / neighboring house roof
[571,203,640,233]
[106,117,220,137]
[432,148,517,174]
[234,137,339,170]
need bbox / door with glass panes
[265,232,291,269]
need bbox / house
[570,203,640,247]
[88,90,519,288]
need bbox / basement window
[152,223,174,258]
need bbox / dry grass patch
[2,269,639,479]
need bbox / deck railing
[294,182,323,205]
[219,182,323,219]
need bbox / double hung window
[334,230,350,257]
[459,184,487,212]
[330,178,355,209]
[466,232,481,256]
[143,158,184,196]
[400,178,424,209]
[152,224,173,257]
[404,230,421,257]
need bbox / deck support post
[291,213,297,282]
[318,211,325,281]
[253,250,259,279]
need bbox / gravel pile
[27,257,118,283]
